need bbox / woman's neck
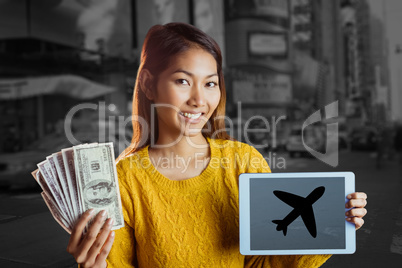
[149,134,209,159]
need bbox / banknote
[74,143,124,230]
[62,147,83,219]
[37,160,71,224]
[32,169,54,204]
[47,155,74,222]
[32,169,61,214]
[32,142,124,233]
[31,169,42,188]
[41,191,72,234]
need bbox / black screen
[250,177,345,250]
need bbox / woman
[67,22,367,268]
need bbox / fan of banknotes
[31,142,124,234]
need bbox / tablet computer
[239,172,356,255]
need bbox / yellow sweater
[107,138,331,267]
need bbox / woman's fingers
[346,198,367,209]
[66,209,116,267]
[345,192,368,230]
[93,231,115,268]
[347,216,365,230]
[85,218,114,265]
[347,192,367,200]
[76,210,109,263]
[346,192,367,208]
[67,209,95,254]
[346,208,367,218]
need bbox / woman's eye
[206,81,218,88]
[176,79,189,85]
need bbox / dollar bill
[47,155,74,222]
[41,191,72,234]
[32,169,53,204]
[37,161,72,225]
[31,169,43,188]
[32,142,124,233]
[62,147,83,219]
[74,142,124,230]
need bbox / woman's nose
[188,85,206,107]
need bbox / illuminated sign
[248,32,288,57]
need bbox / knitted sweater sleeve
[106,161,137,268]
[243,146,332,268]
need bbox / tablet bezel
[239,172,356,255]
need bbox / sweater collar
[139,137,219,190]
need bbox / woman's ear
[139,69,155,101]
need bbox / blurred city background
[0,0,401,267]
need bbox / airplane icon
[272,186,325,238]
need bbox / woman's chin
[183,130,202,137]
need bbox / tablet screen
[250,177,345,250]
[239,172,355,255]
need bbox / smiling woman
[118,22,231,155]
[65,22,367,268]
[140,47,221,142]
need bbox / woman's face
[151,47,221,142]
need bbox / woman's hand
[345,192,368,230]
[67,209,115,268]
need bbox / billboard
[248,32,288,57]
[225,0,290,27]
[0,0,132,59]
[233,73,292,104]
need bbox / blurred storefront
[290,0,376,133]
[0,75,116,152]
[224,0,293,122]
[0,0,132,60]
[0,0,136,153]
[0,0,388,156]
[341,0,374,128]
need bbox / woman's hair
[117,22,232,160]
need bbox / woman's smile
[178,111,205,122]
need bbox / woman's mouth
[178,111,204,123]
[179,112,202,119]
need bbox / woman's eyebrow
[172,69,218,78]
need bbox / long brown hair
[118,22,232,161]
